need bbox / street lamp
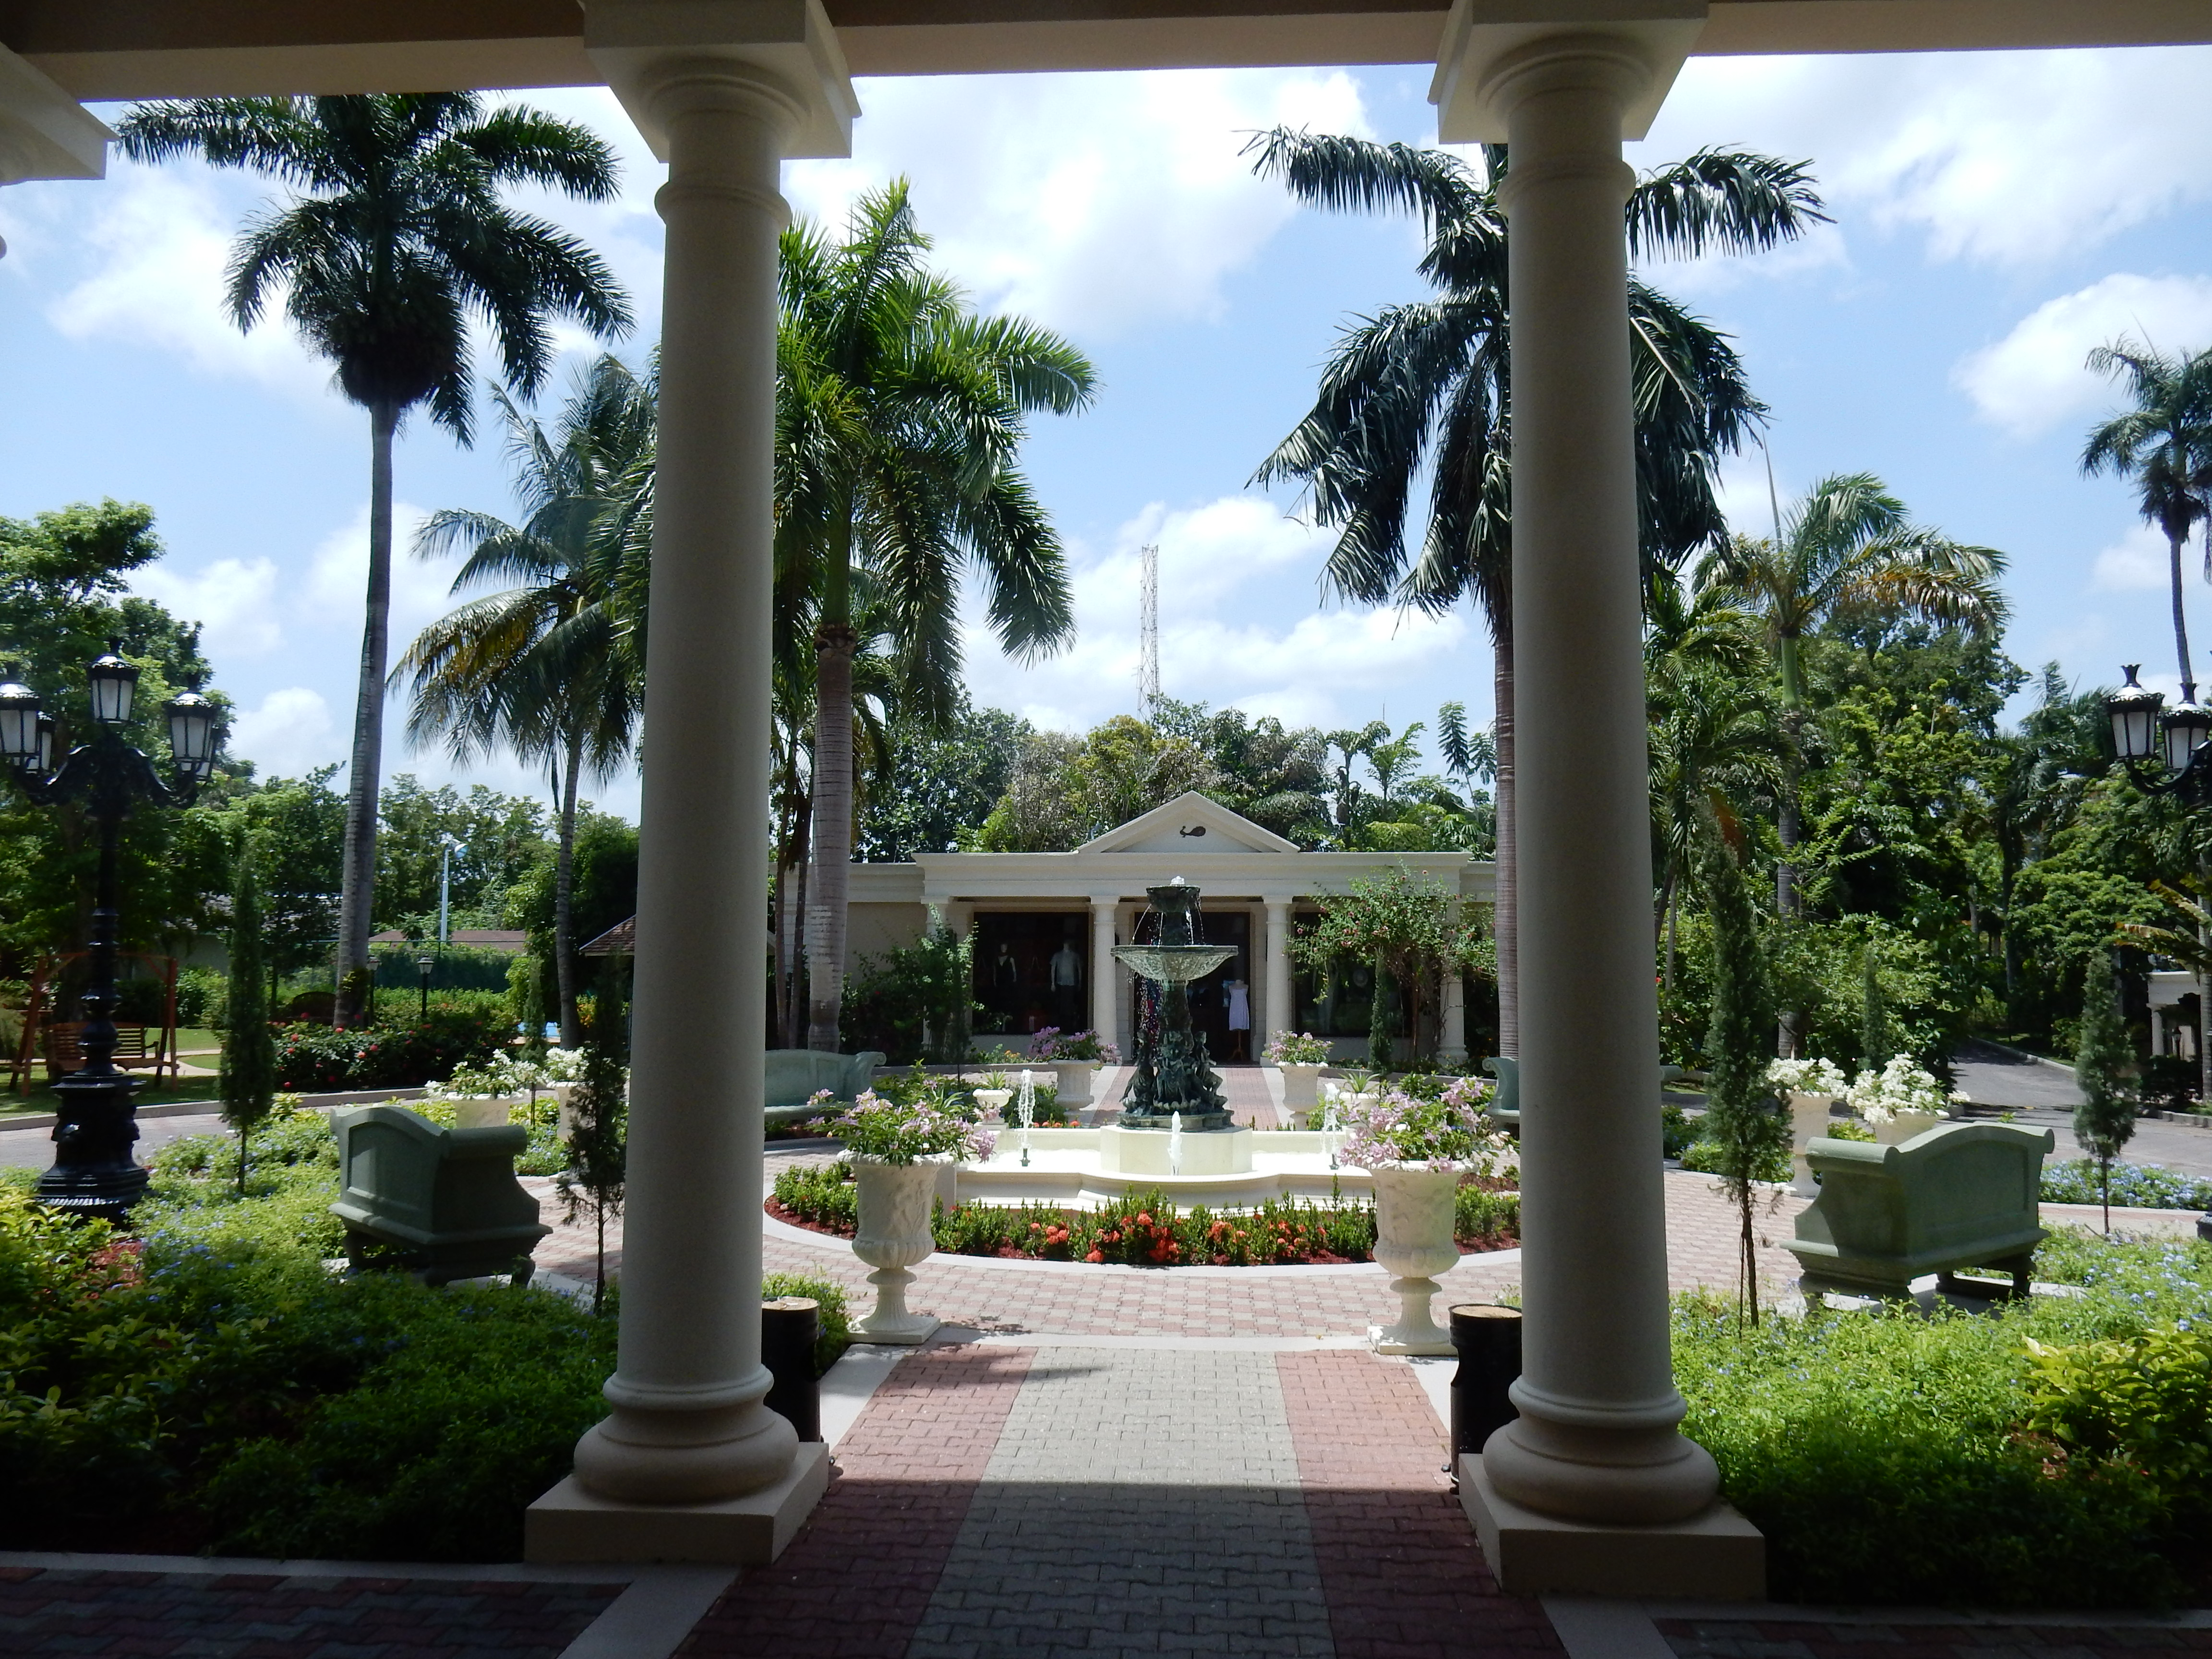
[0,643,217,1219]
[2105,664,2212,806]
[437,834,462,945]
[416,952,436,1021]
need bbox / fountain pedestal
[1098,1124,1255,1178]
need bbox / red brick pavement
[0,1569,621,1657]
[1657,1620,2212,1659]
[1278,1351,1563,1659]
[537,1168,1808,1339]
[680,1344,1035,1658]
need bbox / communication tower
[1139,542,1160,710]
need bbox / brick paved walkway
[0,1568,622,1657]
[1659,1618,2212,1659]
[685,1339,1563,1659]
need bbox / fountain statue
[1113,878,1235,1132]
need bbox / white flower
[1847,1056,1949,1124]
[1767,1057,1848,1096]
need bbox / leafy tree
[0,502,239,975]
[2072,954,2138,1232]
[505,807,637,1022]
[973,717,1218,851]
[118,94,633,1027]
[1152,699,1331,842]
[1859,943,1890,1072]
[372,778,549,937]
[2080,339,2212,686]
[777,181,1093,1050]
[1695,473,2007,935]
[218,842,277,1193]
[559,953,629,1312]
[211,768,346,991]
[1249,131,1823,1059]
[857,701,1031,861]
[1695,803,1786,1326]
[1289,867,1483,1067]
[397,356,653,1040]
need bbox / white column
[564,27,852,1516]
[1442,972,1467,1065]
[1090,898,1118,1042]
[1471,31,1718,1528]
[1263,900,1293,1054]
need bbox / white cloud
[785,68,1370,337]
[1643,46,2212,269]
[230,687,337,777]
[38,156,333,398]
[963,492,1472,733]
[2092,521,2179,593]
[302,501,462,646]
[1956,273,2212,438]
[133,556,286,659]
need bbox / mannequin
[1224,976,1251,1062]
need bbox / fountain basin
[959,1128,1370,1211]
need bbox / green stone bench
[763,1048,886,1129]
[1787,1120,2055,1301]
[330,1104,552,1286]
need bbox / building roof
[368,928,530,952]
[581,918,635,957]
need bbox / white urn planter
[850,1154,947,1344]
[1051,1060,1097,1107]
[1278,1063,1324,1113]
[1873,1108,1942,1146]
[973,1087,1013,1121]
[1787,1091,1836,1197]
[1368,1163,1460,1356]
[452,1095,523,1131]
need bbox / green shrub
[1455,1184,1518,1247]
[759,1272,852,1375]
[772,1161,857,1231]
[274,1007,507,1092]
[1660,1099,1699,1159]
[175,967,229,1030]
[1680,1136,1790,1181]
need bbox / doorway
[1182,908,1253,1064]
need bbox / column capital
[0,44,109,187]
[586,0,858,160]
[1428,3,1705,144]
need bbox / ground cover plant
[1676,1227,2212,1608]
[768,1162,1518,1263]
[2040,1158,2212,1211]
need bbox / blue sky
[4,46,2212,825]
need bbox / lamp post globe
[2163,686,2212,778]
[0,677,39,763]
[165,689,219,780]
[86,640,139,726]
[2108,666,2165,765]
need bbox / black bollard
[762,1297,822,1442]
[1448,1303,1522,1483]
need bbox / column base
[1459,1455,1764,1598]
[526,1439,829,1565]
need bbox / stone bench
[764,1048,885,1128]
[1787,1120,2055,1301]
[330,1104,551,1286]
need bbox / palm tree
[1249,131,1826,1056]
[2082,340,2212,688]
[777,181,1094,1050]
[1695,472,2007,919]
[395,355,653,1044]
[117,95,632,1025]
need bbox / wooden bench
[42,1022,166,1079]
[1787,1120,2055,1301]
[330,1104,551,1286]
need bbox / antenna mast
[1139,542,1160,711]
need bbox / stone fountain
[959,878,1356,1206]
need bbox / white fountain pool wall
[958,1128,1370,1211]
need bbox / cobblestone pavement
[1658,1618,2212,1659]
[686,1340,1562,1659]
[0,1567,622,1657]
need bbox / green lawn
[2,1079,221,1118]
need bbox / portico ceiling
[7,0,2212,97]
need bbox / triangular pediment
[1077,792,1299,855]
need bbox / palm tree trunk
[334,399,398,1028]
[553,721,584,1047]
[2172,529,2195,688]
[786,836,810,1048]
[1492,628,1517,1058]
[775,859,800,1047]
[806,625,857,1050]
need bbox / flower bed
[767,1162,1518,1264]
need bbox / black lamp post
[0,644,217,1220]
[2105,665,2212,807]
[416,952,435,1021]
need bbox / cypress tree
[219,842,278,1194]
[1698,801,1789,1325]
[2072,954,2138,1233]
[1860,943,1891,1072]
[559,951,629,1312]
